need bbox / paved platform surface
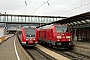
[73,40,90,57]
[73,40,90,49]
[36,44,70,60]
[0,34,33,60]
[0,35,17,60]
[0,34,32,60]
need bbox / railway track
[52,48,90,60]
[25,47,57,60]
[58,51,90,60]
[39,44,90,60]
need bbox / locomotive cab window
[56,26,68,32]
[25,28,35,38]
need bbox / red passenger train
[17,26,38,47]
[38,24,73,49]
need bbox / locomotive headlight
[66,36,71,38]
[62,34,64,35]
[26,39,28,40]
[68,39,71,41]
[57,36,61,38]
[57,40,60,41]
[33,39,35,40]
[35,42,38,43]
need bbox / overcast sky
[0,0,90,17]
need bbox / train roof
[38,24,68,30]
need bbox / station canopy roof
[37,11,90,28]
[53,11,90,24]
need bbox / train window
[25,28,35,37]
[56,26,68,32]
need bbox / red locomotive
[17,26,38,47]
[38,24,73,49]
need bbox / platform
[73,40,90,57]
[0,35,17,60]
[0,35,32,60]
[73,40,90,48]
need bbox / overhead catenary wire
[31,0,49,14]
[59,2,90,15]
